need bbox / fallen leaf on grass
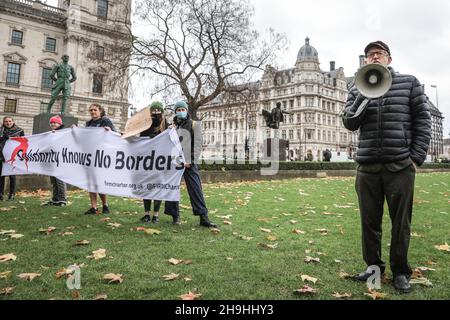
[258,243,278,249]
[301,275,318,284]
[168,258,184,265]
[257,218,271,223]
[162,273,179,281]
[210,228,221,235]
[289,220,298,225]
[87,249,107,260]
[179,291,201,300]
[0,271,12,279]
[72,291,81,300]
[0,287,14,295]
[100,217,111,222]
[304,256,321,264]
[94,294,108,300]
[184,277,192,282]
[239,235,253,241]
[364,289,387,300]
[415,267,436,272]
[266,235,278,241]
[103,273,123,284]
[223,220,232,225]
[107,223,121,229]
[18,273,41,281]
[8,234,24,239]
[339,272,351,279]
[0,253,17,263]
[55,268,74,279]
[259,228,272,233]
[294,285,317,294]
[39,227,56,235]
[76,240,90,246]
[0,230,16,235]
[410,278,433,287]
[216,215,232,220]
[292,229,306,235]
[332,292,352,299]
[135,227,146,232]
[435,243,450,252]
[59,232,74,237]
[144,228,161,235]
[316,229,328,235]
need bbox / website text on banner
[1,127,186,201]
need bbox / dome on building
[297,37,319,62]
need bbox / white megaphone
[355,63,392,98]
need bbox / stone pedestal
[32,113,79,134]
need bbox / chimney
[359,55,365,68]
[330,61,335,72]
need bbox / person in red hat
[44,115,67,206]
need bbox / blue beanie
[174,101,189,112]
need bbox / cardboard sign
[122,108,152,138]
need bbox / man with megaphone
[342,41,431,293]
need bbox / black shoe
[199,215,217,228]
[140,215,151,223]
[54,201,67,207]
[44,201,55,206]
[393,275,411,293]
[102,205,110,214]
[172,216,181,225]
[7,194,15,201]
[352,268,385,282]
[84,207,99,215]
[152,215,159,223]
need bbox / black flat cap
[364,41,391,56]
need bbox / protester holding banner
[164,101,217,228]
[0,117,24,201]
[44,116,67,206]
[84,103,116,215]
[139,101,169,223]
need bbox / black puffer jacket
[343,67,431,165]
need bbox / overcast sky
[46,0,450,135]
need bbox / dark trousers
[143,199,162,212]
[50,176,67,203]
[355,164,415,276]
[0,161,16,196]
[165,164,208,217]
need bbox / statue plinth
[33,113,79,134]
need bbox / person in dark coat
[139,101,169,223]
[0,116,24,201]
[342,41,431,293]
[164,101,217,228]
[43,115,68,206]
[84,103,115,215]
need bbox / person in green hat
[139,101,169,223]
[164,101,217,228]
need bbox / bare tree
[131,0,286,119]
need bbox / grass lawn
[0,172,449,300]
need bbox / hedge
[199,161,450,171]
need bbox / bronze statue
[46,54,77,115]
[262,102,293,129]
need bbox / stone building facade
[198,38,353,161]
[0,0,131,133]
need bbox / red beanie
[49,115,63,125]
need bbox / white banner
[1,127,185,201]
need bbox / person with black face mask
[0,116,24,201]
[139,101,169,223]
